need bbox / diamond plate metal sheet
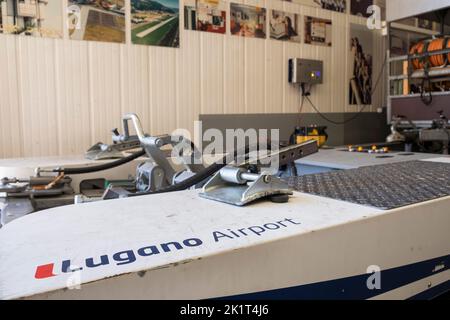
[287,161,450,210]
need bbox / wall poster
[230,3,266,39]
[304,16,332,47]
[269,10,301,43]
[184,0,226,34]
[284,0,346,14]
[1,0,62,38]
[68,0,125,43]
[351,0,373,18]
[131,0,180,47]
[349,23,373,105]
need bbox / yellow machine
[291,126,328,148]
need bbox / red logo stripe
[35,263,56,279]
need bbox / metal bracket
[200,168,293,206]
[200,141,318,206]
[119,113,205,190]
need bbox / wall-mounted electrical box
[288,58,323,85]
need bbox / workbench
[295,148,448,174]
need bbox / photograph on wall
[269,10,300,43]
[67,0,125,44]
[230,3,266,39]
[184,5,197,30]
[304,16,332,47]
[289,0,346,14]
[0,1,3,33]
[0,0,62,38]
[131,0,180,48]
[349,23,373,105]
[350,0,373,18]
[195,0,226,34]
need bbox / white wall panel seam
[53,39,63,156]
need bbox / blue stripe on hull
[220,254,450,300]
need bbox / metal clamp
[200,167,293,206]
[200,140,318,206]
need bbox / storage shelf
[389,66,450,85]
[390,22,440,37]
[389,48,450,63]
[389,91,450,99]
[411,66,450,78]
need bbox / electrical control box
[288,58,323,85]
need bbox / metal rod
[240,172,259,182]
[411,66,450,79]
[408,48,450,60]
[122,113,146,141]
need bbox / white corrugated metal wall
[0,0,386,158]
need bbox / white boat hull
[1,187,448,300]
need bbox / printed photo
[290,0,347,14]
[269,10,300,43]
[351,0,373,18]
[131,0,180,48]
[230,3,266,39]
[0,1,3,33]
[68,0,125,44]
[1,0,63,38]
[349,24,373,105]
[304,16,332,47]
[184,5,197,30]
[196,0,226,34]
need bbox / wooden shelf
[390,22,440,36]
[389,91,450,99]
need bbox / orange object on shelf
[402,60,409,95]
[410,41,428,70]
[428,38,446,67]
[410,37,450,70]
[447,37,450,64]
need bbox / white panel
[0,36,22,158]
[265,40,284,114]
[121,45,151,133]
[17,37,60,157]
[88,42,122,144]
[149,47,177,136]
[201,33,224,115]
[56,40,91,155]
[177,31,201,134]
[245,38,266,113]
[224,35,246,114]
